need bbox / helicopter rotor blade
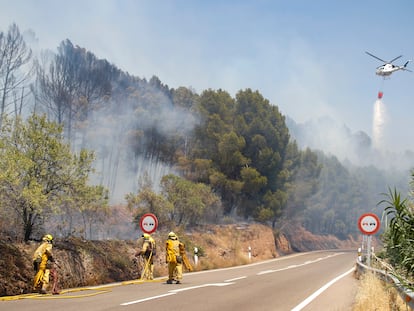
[389,55,403,63]
[365,51,387,63]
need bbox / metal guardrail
[356,258,414,309]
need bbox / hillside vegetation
[0,23,409,246]
[0,23,413,303]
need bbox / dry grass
[353,271,407,311]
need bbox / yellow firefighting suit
[33,235,54,293]
[136,234,155,280]
[165,232,192,284]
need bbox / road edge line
[291,267,355,311]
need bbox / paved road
[2,250,358,311]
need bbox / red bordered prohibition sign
[139,213,158,234]
[358,213,380,235]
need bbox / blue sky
[1,0,414,152]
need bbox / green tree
[126,174,222,229]
[161,174,222,227]
[0,114,108,241]
[379,185,414,280]
[125,173,173,228]
[284,147,321,221]
[193,89,235,160]
[188,88,297,221]
[233,89,293,221]
[217,131,248,178]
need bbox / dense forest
[0,23,412,242]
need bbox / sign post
[139,213,158,234]
[358,213,381,266]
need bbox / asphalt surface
[2,250,358,311]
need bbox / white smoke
[372,99,387,151]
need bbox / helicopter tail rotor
[403,60,412,72]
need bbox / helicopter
[366,51,411,77]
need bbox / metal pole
[367,235,372,267]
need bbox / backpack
[146,239,156,257]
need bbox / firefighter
[33,234,55,294]
[165,232,192,284]
[135,233,156,280]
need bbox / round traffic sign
[358,213,380,235]
[139,213,158,234]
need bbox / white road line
[290,267,355,311]
[257,270,276,275]
[258,265,299,275]
[225,276,246,282]
[121,252,347,307]
[120,292,176,305]
[169,283,234,293]
[257,253,344,276]
[120,283,234,306]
